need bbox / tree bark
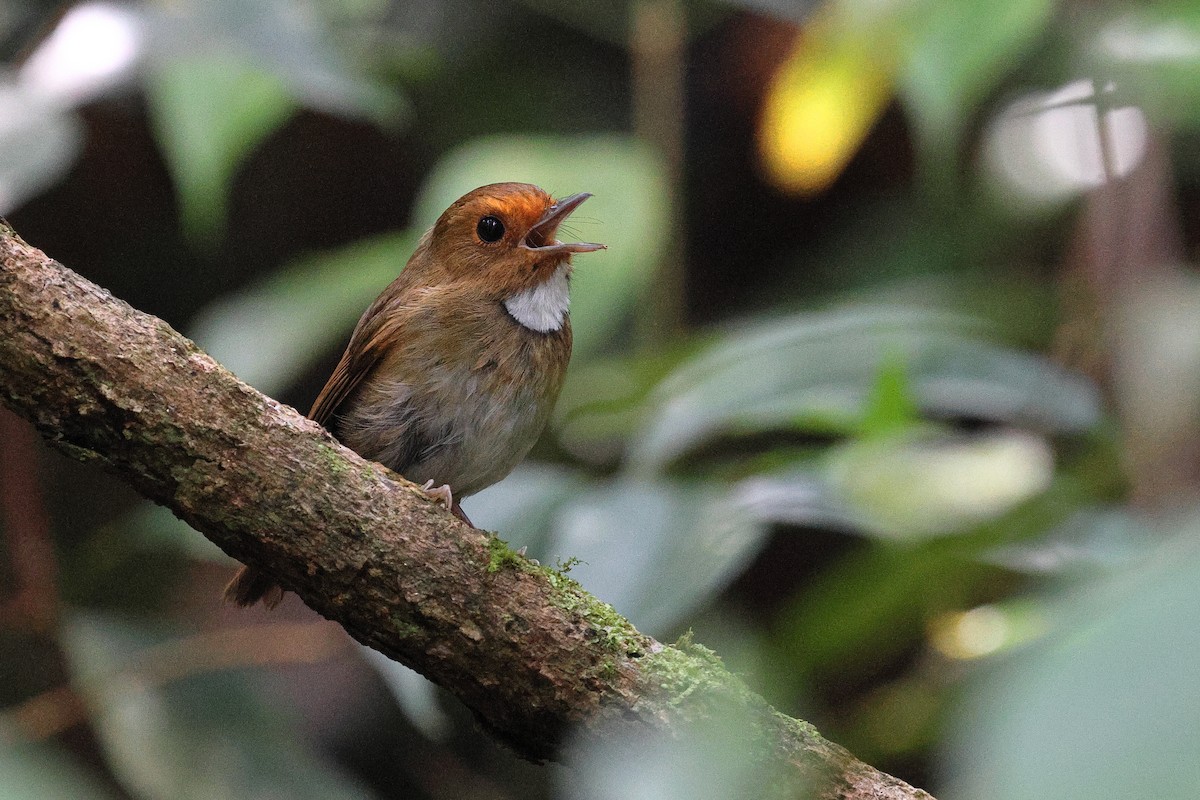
[0,223,934,800]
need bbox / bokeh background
[3,1,1200,798]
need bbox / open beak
[522,192,606,254]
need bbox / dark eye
[476,215,505,243]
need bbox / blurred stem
[1,620,347,742]
[631,0,686,344]
[0,407,59,633]
[1057,129,1188,505]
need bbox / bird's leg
[451,502,474,528]
[419,480,475,528]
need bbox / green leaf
[727,468,857,532]
[628,307,1101,475]
[62,509,195,611]
[944,515,1200,800]
[60,614,374,800]
[987,507,1156,576]
[465,466,770,639]
[566,695,792,800]
[858,352,920,437]
[898,0,1055,153]
[0,88,83,213]
[553,344,701,466]
[0,739,119,800]
[146,56,296,243]
[541,479,769,634]
[1086,4,1200,129]
[413,134,670,357]
[150,0,406,125]
[462,463,588,556]
[825,429,1056,539]
[190,231,419,397]
[773,536,994,682]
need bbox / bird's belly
[406,382,548,497]
[340,363,555,499]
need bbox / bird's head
[416,182,605,297]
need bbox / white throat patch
[504,263,570,332]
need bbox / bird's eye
[476,215,505,243]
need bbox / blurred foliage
[3,0,1200,798]
[0,738,120,800]
[59,615,371,800]
[944,514,1200,800]
[563,696,794,800]
[191,231,421,397]
[147,58,298,241]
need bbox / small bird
[225,182,604,608]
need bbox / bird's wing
[307,350,372,426]
[307,308,452,476]
[307,309,397,427]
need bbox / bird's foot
[419,481,476,528]
[421,479,454,510]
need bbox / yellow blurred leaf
[758,12,895,194]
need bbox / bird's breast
[337,300,571,498]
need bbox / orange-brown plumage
[225,182,604,608]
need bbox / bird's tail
[223,565,285,609]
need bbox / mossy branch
[0,224,935,800]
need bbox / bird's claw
[420,479,454,510]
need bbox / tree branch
[0,224,934,800]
